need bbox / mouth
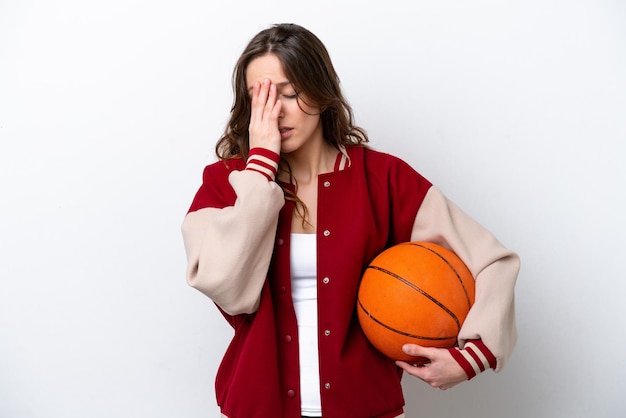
[279,126,293,139]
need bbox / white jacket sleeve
[181,169,285,315]
[410,186,520,371]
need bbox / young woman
[182,23,520,418]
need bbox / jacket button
[324,329,331,336]
[287,389,296,398]
[279,285,287,294]
[324,382,331,390]
[323,181,331,187]
[323,230,330,237]
[276,238,284,246]
[322,277,330,284]
[284,335,292,343]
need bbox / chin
[279,141,301,155]
[280,134,318,156]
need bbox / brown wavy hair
[215,23,369,223]
[216,23,368,161]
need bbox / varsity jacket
[181,145,520,418]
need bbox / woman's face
[245,53,323,155]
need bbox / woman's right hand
[249,78,282,155]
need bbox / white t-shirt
[290,233,322,417]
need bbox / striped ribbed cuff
[448,339,497,380]
[246,148,280,181]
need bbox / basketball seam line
[408,242,472,308]
[357,299,457,340]
[367,264,462,329]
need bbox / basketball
[357,241,475,362]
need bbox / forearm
[411,186,520,370]
[182,149,285,315]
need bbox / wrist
[448,339,497,380]
[246,148,280,181]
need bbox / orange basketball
[357,241,475,362]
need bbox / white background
[1,0,625,417]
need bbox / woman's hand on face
[395,344,468,391]
[249,78,282,155]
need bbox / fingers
[402,343,433,357]
[401,344,437,363]
[251,79,279,121]
[396,345,467,391]
[251,79,273,115]
[249,79,281,154]
[396,360,454,391]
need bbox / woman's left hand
[395,344,468,390]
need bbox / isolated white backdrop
[1,1,625,417]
